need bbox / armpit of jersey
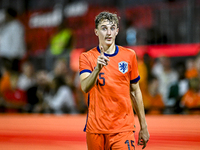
[79,69,92,75]
[130,75,140,83]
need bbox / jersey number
[97,73,105,86]
[125,140,135,150]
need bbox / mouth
[105,37,112,41]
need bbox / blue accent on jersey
[97,45,119,57]
[130,75,140,84]
[83,94,90,132]
[80,69,92,75]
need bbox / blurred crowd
[138,53,200,115]
[0,7,200,115]
[0,7,87,115]
[0,58,87,114]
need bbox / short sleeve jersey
[79,45,140,134]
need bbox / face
[23,64,34,77]
[36,71,49,86]
[95,19,119,47]
[54,61,67,76]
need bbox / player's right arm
[80,68,100,93]
[80,46,109,93]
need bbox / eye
[111,26,116,30]
[102,27,107,31]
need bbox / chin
[105,41,113,46]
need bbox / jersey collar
[97,45,119,57]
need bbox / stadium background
[0,0,200,149]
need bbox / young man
[79,11,149,150]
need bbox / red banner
[127,43,200,58]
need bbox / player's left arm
[130,82,150,149]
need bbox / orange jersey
[79,45,140,134]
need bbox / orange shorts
[86,131,135,150]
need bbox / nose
[107,28,111,35]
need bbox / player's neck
[101,43,116,54]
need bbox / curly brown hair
[95,11,120,29]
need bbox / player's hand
[96,46,109,70]
[138,127,150,149]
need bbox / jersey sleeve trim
[79,69,92,75]
[130,75,140,83]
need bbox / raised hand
[96,46,109,70]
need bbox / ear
[94,29,98,36]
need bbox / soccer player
[79,11,149,150]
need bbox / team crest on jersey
[118,61,128,74]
